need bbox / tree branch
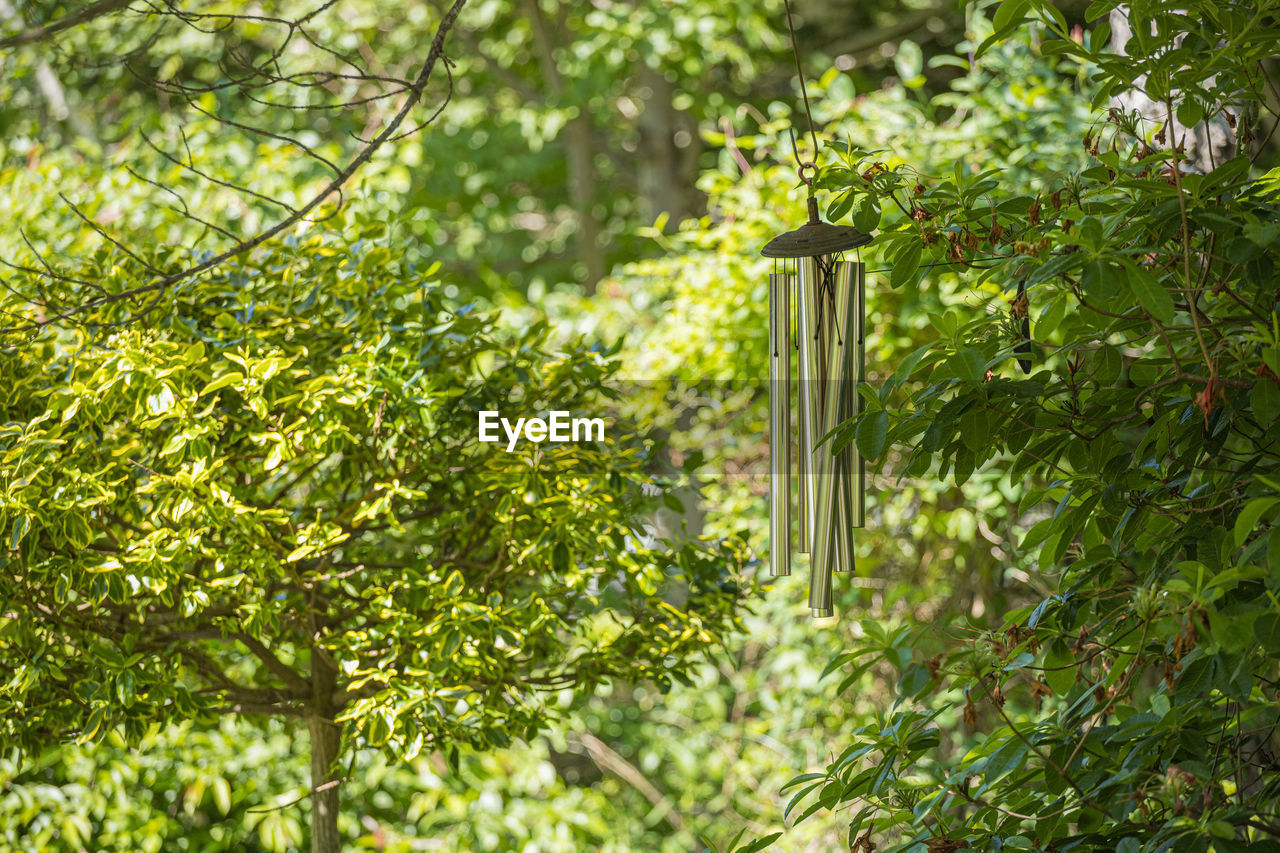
[1,0,471,335]
[180,645,307,707]
[0,0,132,50]
[568,731,687,835]
[236,633,312,694]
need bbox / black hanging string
[812,254,836,346]
[867,254,1009,275]
[832,252,846,346]
[793,263,800,353]
[855,248,864,347]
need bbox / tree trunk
[1109,5,1238,174]
[307,654,342,853]
[307,715,341,853]
[524,0,605,292]
[633,65,703,229]
[564,114,605,288]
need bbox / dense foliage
[1,716,665,852]
[782,2,1280,851]
[0,222,746,847]
[4,1,1280,852]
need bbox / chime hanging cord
[781,0,846,348]
[783,0,820,186]
[815,254,838,346]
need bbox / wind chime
[763,0,874,618]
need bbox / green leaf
[1124,262,1175,323]
[77,707,107,745]
[199,373,242,396]
[948,349,987,385]
[1039,529,1066,570]
[780,772,826,793]
[1176,98,1204,128]
[211,776,232,815]
[897,664,932,698]
[1043,640,1077,694]
[852,195,881,233]
[1081,257,1118,300]
[890,240,922,289]
[8,515,30,550]
[993,0,1031,33]
[984,736,1029,783]
[1253,380,1280,424]
[1204,156,1250,192]
[733,832,783,853]
[1254,613,1280,655]
[146,384,177,417]
[1235,497,1280,548]
[959,408,988,453]
[1090,20,1111,54]
[855,410,890,461]
[826,191,854,222]
[783,780,823,820]
[115,671,136,707]
[894,39,924,86]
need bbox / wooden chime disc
[761,220,872,259]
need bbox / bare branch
[236,633,312,694]
[1,0,471,336]
[0,0,132,50]
[180,645,308,708]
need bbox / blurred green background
[2,1,1267,851]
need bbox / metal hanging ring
[798,162,817,186]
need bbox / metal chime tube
[831,260,858,574]
[793,272,808,555]
[797,258,830,615]
[851,261,866,528]
[768,272,791,577]
[795,257,821,557]
[760,176,873,617]
[809,260,856,614]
